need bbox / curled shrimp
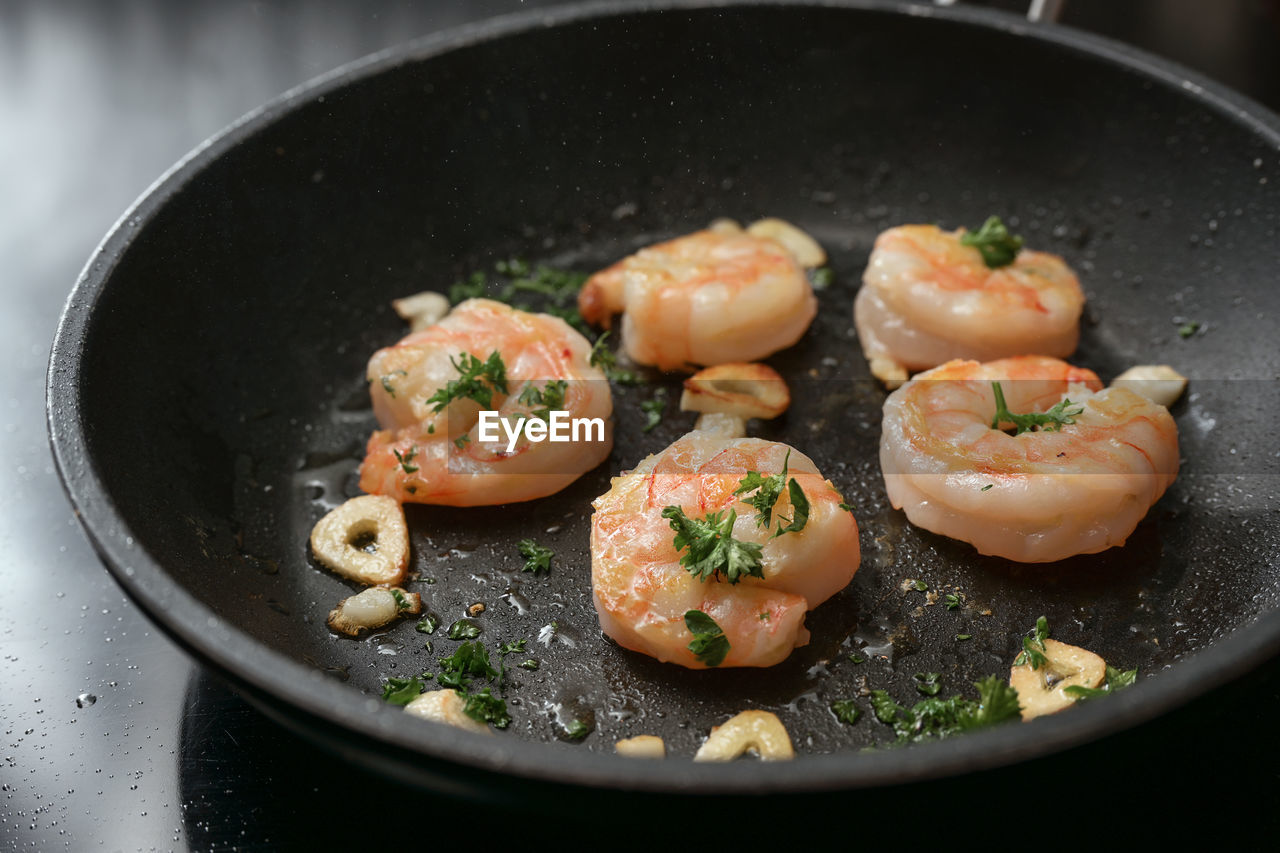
[880,356,1179,562]
[359,298,613,506]
[855,225,1085,385]
[579,226,818,371]
[590,425,860,668]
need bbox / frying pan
[47,0,1280,802]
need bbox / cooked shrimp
[880,356,1179,562]
[590,425,860,668]
[855,224,1085,385]
[579,226,818,371]
[359,298,613,506]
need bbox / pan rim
[47,0,1280,794]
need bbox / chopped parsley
[563,719,592,740]
[1013,615,1051,669]
[869,675,1022,745]
[980,483,994,492]
[380,370,407,398]
[392,446,419,474]
[733,449,810,537]
[453,434,470,449]
[1064,665,1139,701]
[390,589,410,610]
[848,654,865,664]
[436,641,499,689]
[684,609,731,667]
[447,619,482,640]
[945,593,961,610]
[1178,321,1200,338]
[640,388,667,432]
[461,687,511,728]
[519,659,540,671]
[914,672,943,696]
[991,381,1083,435]
[838,501,855,513]
[517,539,554,574]
[426,351,508,413]
[517,379,568,422]
[956,634,972,641]
[831,700,862,725]
[912,579,928,592]
[960,215,1023,268]
[449,271,488,304]
[381,675,424,706]
[662,506,764,585]
[811,266,834,290]
[415,615,438,634]
[588,331,641,385]
[498,639,528,656]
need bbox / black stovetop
[4,1,1279,848]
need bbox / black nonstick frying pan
[47,0,1280,801]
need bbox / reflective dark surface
[5,1,1280,848]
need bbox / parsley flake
[1013,615,1051,669]
[563,719,592,740]
[912,579,928,592]
[436,641,499,689]
[945,593,961,610]
[1064,665,1139,701]
[991,381,1083,435]
[914,672,943,696]
[415,615,438,634]
[380,370,407,398]
[662,506,764,585]
[869,675,1022,745]
[831,700,862,725]
[589,331,641,385]
[960,215,1023,268]
[381,675,424,706]
[1178,321,1200,338]
[390,589,410,610]
[684,609,731,667]
[426,350,508,413]
[518,539,554,575]
[392,446,419,474]
[448,619,482,640]
[462,687,511,728]
[517,379,568,422]
[640,389,667,432]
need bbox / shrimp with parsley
[855,218,1085,386]
[880,356,1179,562]
[589,423,860,669]
[360,298,613,506]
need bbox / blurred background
[3,1,1279,848]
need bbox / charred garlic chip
[327,587,421,637]
[746,218,827,268]
[310,495,409,586]
[1009,638,1106,721]
[693,710,795,762]
[1111,365,1188,408]
[615,735,666,759]
[707,217,744,235]
[870,356,908,390]
[692,411,747,438]
[391,290,451,332]
[680,362,790,421]
[404,689,491,735]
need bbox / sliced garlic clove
[746,218,826,268]
[692,411,747,438]
[1111,365,1187,408]
[680,362,790,420]
[707,217,743,235]
[615,735,666,758]
[693,710,795,762]
[310,495,409,586]
[869,356,908,390]
[326,586,420,637]
[404,689,491,735]
[392,291,451,332]
[1009,638,1107,721]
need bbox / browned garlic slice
[692,411,747,438]
[326,587,420,637]
[615,735,666,758]
[745,218,826,268]
[309,495,409,586]
[392,291,451,332]
[404,689,491,735]
[869,356,908,390]
[693,710,795,762]
[1111,365,1187,408]
[1009,638,1106,721]
[680,362,790,421]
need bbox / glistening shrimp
[855,218,1085,387]
[879,356,1179,562]
[578,219,821,371]
[360,298,613,506]
[589,423,860,669]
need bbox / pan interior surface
[55,2,1280,790]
